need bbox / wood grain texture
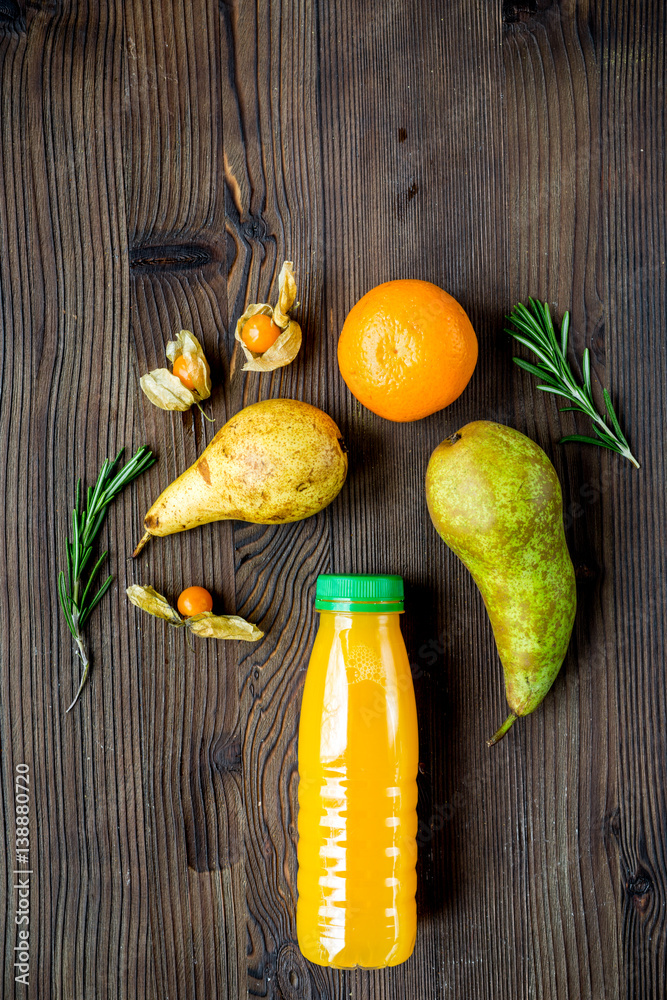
[220,3,330,997]
[503,5,617,999]
[600,4,667,996]
[124,3,246,999]
[0,2,153,999]
[1,1,665,998]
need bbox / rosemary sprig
[58,446,156,712]
[506,299,640,468]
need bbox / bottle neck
[318,610,403,629]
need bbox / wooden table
[1,2,664,997]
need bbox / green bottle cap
[315,574,404,613]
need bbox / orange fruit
[337,279,478,421]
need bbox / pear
[425,420,576,745]
[134,399,347,554]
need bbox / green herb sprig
[506,299,640,468]
[58,446,156,712]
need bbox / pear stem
[132,530,152,558]
[487,712,518,747]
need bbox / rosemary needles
[506,299,640,468]
[58,446,155,712]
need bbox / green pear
[425,420,576,744]
[134,399,347,554]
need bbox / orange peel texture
[337,279,478,422]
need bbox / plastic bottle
[297,574,418,968]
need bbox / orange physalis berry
[242,314,282,354]
[177,586,214,617]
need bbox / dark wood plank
[599,3,667,996]
[124,2,246,998]
[219,2,334,997]
[0,2,154,998]
[502,4,620,998]
[503,3,667,998]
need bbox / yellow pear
[134,399,347,554]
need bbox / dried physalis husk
[126,585,263,642]
[234,260,302,372]
[127,584,183,623]
[187,612,263,641]
[165,329,212,400]
[140,330,211,411]
[139,371,196,411]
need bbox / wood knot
[211,737,241,774]
[242,214,269,242]
[626,870,653,912]
[503,0,554,24]
[276,943,313,1000]
[0,0,25,30]
[129,243,215,273]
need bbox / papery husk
[126,585,182,624]
[235,260,302,372]
[187,612,264,641]
[126,585,263,641]
[165,330,211,400]
[140,370,197,411]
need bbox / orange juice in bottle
[297,574,418,968]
